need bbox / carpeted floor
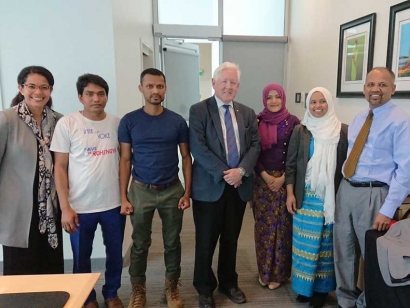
[92,207,338,308]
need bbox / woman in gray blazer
[285,87,348,308]
[0,66,64,275]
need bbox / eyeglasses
[22,84,52,91]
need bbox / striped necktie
[223,105,239,168]
[344,109,373,179]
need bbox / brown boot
[164,278,183,308]
[83,300,99,308]
[128,283,146,308]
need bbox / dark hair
[76,74,109,96]
[140,68,166,85]
[10,66,54,108]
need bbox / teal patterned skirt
[291,185,335,297]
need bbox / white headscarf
[302,87,341,224]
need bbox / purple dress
[252,114,299,284]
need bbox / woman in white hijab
[285,87,348,308]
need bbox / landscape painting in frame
[397,20,410,78]
[386,1,410,97]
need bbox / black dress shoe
[309,292,328,308]
[218,286,246,304]
[296,294,311,303]
[198,294,215,308]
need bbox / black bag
[364,229,410,308]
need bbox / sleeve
[0,112,9,167]
[285,125,301,186]
[379,119,410,218]
[178,117,189,144]
[50,117,71,153]
[118,116,132,144]
[255,161,265,174]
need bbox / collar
[215,95,233,109]
[369,100,393,117]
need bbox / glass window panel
[223,0,285,36]
[158,0,218,26]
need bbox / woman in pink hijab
[252,84,299,290]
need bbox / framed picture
[387,1,410,98]
[337,13,376,98]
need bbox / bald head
[367,67,395,83]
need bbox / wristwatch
[238,167,246,177]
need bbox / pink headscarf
[257,84,290,150]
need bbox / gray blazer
[285,123,348,209]
[189,96,260,202]
[0,107,63,247]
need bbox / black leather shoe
[296,294,311,303]
[309,292,328,308]
[198,294,215,308]
[218,286,246,304]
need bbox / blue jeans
[70,206,125,304]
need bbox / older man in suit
[189,62,260,308]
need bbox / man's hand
[121,200,134,215]
[233,179,242,188]
[223,168,242,186]
[286,194,297,214]
[373,213,391,231]
[61,207,79,233]
[178,195,191,210]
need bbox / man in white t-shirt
[51,74,125,308]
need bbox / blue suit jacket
[189,96,260,202]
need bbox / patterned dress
[252,116,299,284]
[291,137,336,296]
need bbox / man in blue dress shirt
[334,67,410,308]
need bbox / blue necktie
[223,105,239,168]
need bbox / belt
[344,178,387,188]
[132,178,180,191]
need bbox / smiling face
[363,68,396,109]
[78,83,108,116]
[309,91,328,118]
[212,68,240,103]
[18,73,53,111]
[266,90,282,113]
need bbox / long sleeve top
[255,115,300,174]
[342,101,410,218]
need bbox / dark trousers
[193,184,247,295]
[70,206,126,304]
[3,198,64,275]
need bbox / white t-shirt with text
[51,112,121,213]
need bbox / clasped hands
[262,172,285,193]
[223,168,243,188]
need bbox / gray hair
[213,62,241,82]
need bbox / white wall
[0,0,117,116]
[0,0,153,261]
[286,0,409,124]
[112,0,154,117]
